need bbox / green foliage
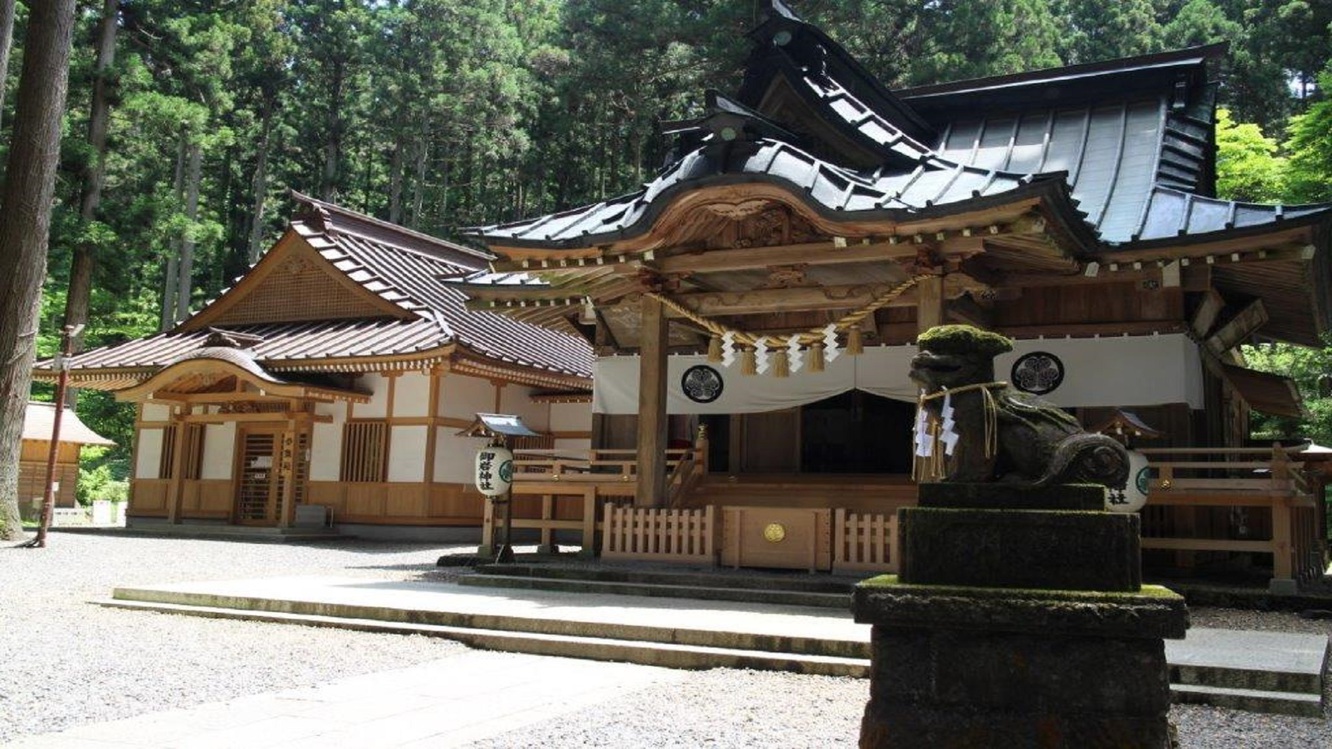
[1242,339,1332,445]
[76,446,129,505]
[1214,108,1286,202]
[1283,72,1332,203]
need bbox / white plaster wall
[550,402,592,433]
[199,423,236,480]
[499,384,550,432]
[355,374,389,418]
[438,373,495,419]
[387,425,427,482]
[394,372,431,417]
[435,430,482,483]
[309,401,346,481]
[136,429,164,479]
[141,404,170,422]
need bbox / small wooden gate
[235,429,279,524]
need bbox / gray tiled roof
[473,139,1047,246]
[58,197,593,379]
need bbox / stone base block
[860,702,1174,749]
[918,482,1106,511]
[899,507,1141,591]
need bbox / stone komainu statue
[909,324,1129,490]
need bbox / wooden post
[917,273,946,333]
[166,409,188,524]
[636,295,669,507]
[276,427,297,528]
[581,487,597,558]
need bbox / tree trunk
[410,134,428,229]
[0,0,16,130]
[321,60,345,201]
[0,0,77,542]
[62,0,118,406]
[246,106,273,265]
[160,132,186,331]
[388,135,403,224]
[175,141,202,323]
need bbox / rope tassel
[772,348,790,378]
[740,347,757,376]
[847,326,864,355]
[707,335,723,363]
[808,342,826,372]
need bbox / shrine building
[451,1,1332,584]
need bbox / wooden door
[235,428,281,525]
[739,409,800,473]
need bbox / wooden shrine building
[453,1,1332,585]
[17,401,115,520]
[34,193,593,538]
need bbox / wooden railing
[1138,445,1323,590]
[478,447,693,555]
[833,509,898,574]
[601,504,717,563]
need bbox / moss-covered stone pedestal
[852,484,1189,749]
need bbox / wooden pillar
[636,295,669,507]
[166,408,188,524]
[917,273,946,333]
[276,421,297,528]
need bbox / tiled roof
[56,196,593,380]
[472,139,1051,247]
[22,402,114,445]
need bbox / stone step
[458,572,851,609]
[1173,663,1323,696]
[473,563,859,595]
[94,598,870,678]
[1171,683,1324,718]
[102,577,1326,718]
[107,586,868,659]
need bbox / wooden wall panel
[383,485,427,517]
[429,484,484,519]
[130,479,169,515]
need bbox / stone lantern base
[852,484,1188,749]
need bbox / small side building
[34,193,594,539]
[18,401,115,520]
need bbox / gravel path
[2,532,1330,748]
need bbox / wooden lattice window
[159,424,205,480]
[340,421,387,482]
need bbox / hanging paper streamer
[939,390,959,456]
[720,330,737,368]
[822,324,841,363]
[913,399,933,458]
[754,337,771,375]
[786,334,804,374]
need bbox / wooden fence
[602,504,717,563]
[1138,445,1323,590]
[832,509,898,574]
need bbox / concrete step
[1171,683,1324,718]
[95,598,870,678]
[458,572,851,609]
[108,586,868,659]
[103,523,347,543]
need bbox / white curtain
[592,334,1203,414]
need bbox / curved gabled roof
[471,137,1065,248]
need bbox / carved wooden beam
[1206,298,1268,355]
[651,235,985,275]
[947,295,992,328]
[1191,288,1225,339]
[668,283,920,317]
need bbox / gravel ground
[2,532,1330,748]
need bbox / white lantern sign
[474,445,514,497]
[1106,450,1151,513]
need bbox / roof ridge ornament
[202,328,264,350]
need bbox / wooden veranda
[480,432,1327,591]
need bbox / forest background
[8,0,1332,504]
